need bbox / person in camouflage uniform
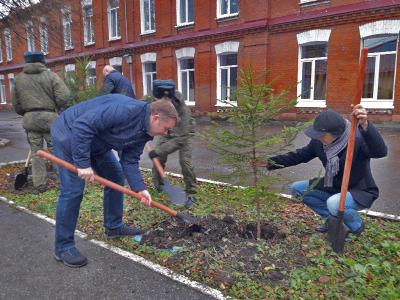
[146,80,197,208]
[11,51,70,192]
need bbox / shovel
[145,143,187,206]
[14,150,32,190]
[36,150,204,231]
[327,48,369,253]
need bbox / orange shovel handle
[36,150,178,217]
[145,143,166,178]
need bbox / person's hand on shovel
[139,189,153,206]
[77,167,95,182]
[351,104,368,130]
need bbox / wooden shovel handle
[25,150,32,168]
[338,48,368,213]
[145,143,166,178]
[36,150,178,217]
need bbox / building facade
[0,0,399,121]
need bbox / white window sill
[84,42,95,46]
[361,99,394,109]
[185,101,195,106]
[175,22,194,28]
[108,36,121,41]
[64,47,74,51]
[141,30,156,36]
[6,59,12,62]
[296,100,327,108]
[0,61,3,64]
[215,101,237,107]
[216,12,239,20]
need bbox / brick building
[0,0,399,121]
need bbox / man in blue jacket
[51,94,178,267]
[252,105,387,238]
[102,65,135,98]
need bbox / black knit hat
[24,51,45,64]
[305,109,346,139]
[153,80,176,99]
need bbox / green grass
[1,170,399,300]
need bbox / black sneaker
[185,195,197,209]
[104,224,142,239]
[54,247,87,268]
[352,221,365,238]
[315,221,329,233]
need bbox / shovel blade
[162,179,187,206]
[14,172,28,190]
[176,212,206,233]
[327,214,347,253]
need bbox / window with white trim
[299,43,328,102]
[39,19,48,54]
[359,20,400,109]
[26,21,35,51]
[178,58,195,104]
[62,7,73,50]
[86,61,96,86]
[4,29,12,61]
[177,0,194,26]
[217,0,238,19]
[0,75,6,104]
[8,73,14,94]
[65,64,75,84]
[109,57,122,74]
[217,54,237,104]
[140,0,155,34]
[0,38,3,63]
[82,0,95,45]
[108,0,120,40]
[143,63,156,96]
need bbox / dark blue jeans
[290,180,364,232]
[53,138,125,253]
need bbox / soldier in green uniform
[12,51,70,193]
[146,80,197,208]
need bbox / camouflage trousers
[26,130,52,188]
[152,136,197,194]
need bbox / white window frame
[300,0,319,4]
[39,17,48,55]
[109,56,123,74]
[141,52,157,95]
[140,0,156,35]
[176,0,194,27]
[86,61,96,87]
[176,47,195,105]
[82,0,95,45]
[217,0,239,19]
[215,41,239,106]
[296,29,331,108]
[0,75,6,104]
[26,21,35,52]
[62,6,74,50]
[108,0,121,40]
[4,28,12,61]
[0,38,3,63]
[8,73,14,94]
[359,20,400,109]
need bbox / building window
[62,7,73,50]
[359,20,400,109]
[299,43,328,102]
[0,75,6,104]
[217,0,238,19]
[178,58,195,104]
[26,21,35,51]
[143,63,156,96]
[140,0,155,34]
[109,57,122,74]
[8,73,14,94]
[82,0,95,45]
[86,61,96,87]
[4,29,12,61]
[39,19,48,54]
[177,0,194,26]
[64,64,75,84]
[108,0,120,40]
[0,38,2,63]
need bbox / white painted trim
[65,64,75,72]
[359,20,400,38]
[216,53,238,106]
[87,61,96,69]
[140,0,156,34]
[175,47,195,59]
[81,0,92,6]
[140,52,156,63]
[215,41,239,55]
[107,0,121,40]
[297,29,331,45]
[176,0,194,26]
[177,58,195,104]
[8,73,14,79]
[109,56,122,66]
[216,0,239,19]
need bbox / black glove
[148,150,159,159]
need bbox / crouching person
[251,105,387,238]
[50,94,178,267]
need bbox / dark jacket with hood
[268,122,387,208]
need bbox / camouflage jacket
[12,63,70,116]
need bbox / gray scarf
[323,120,350,187]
